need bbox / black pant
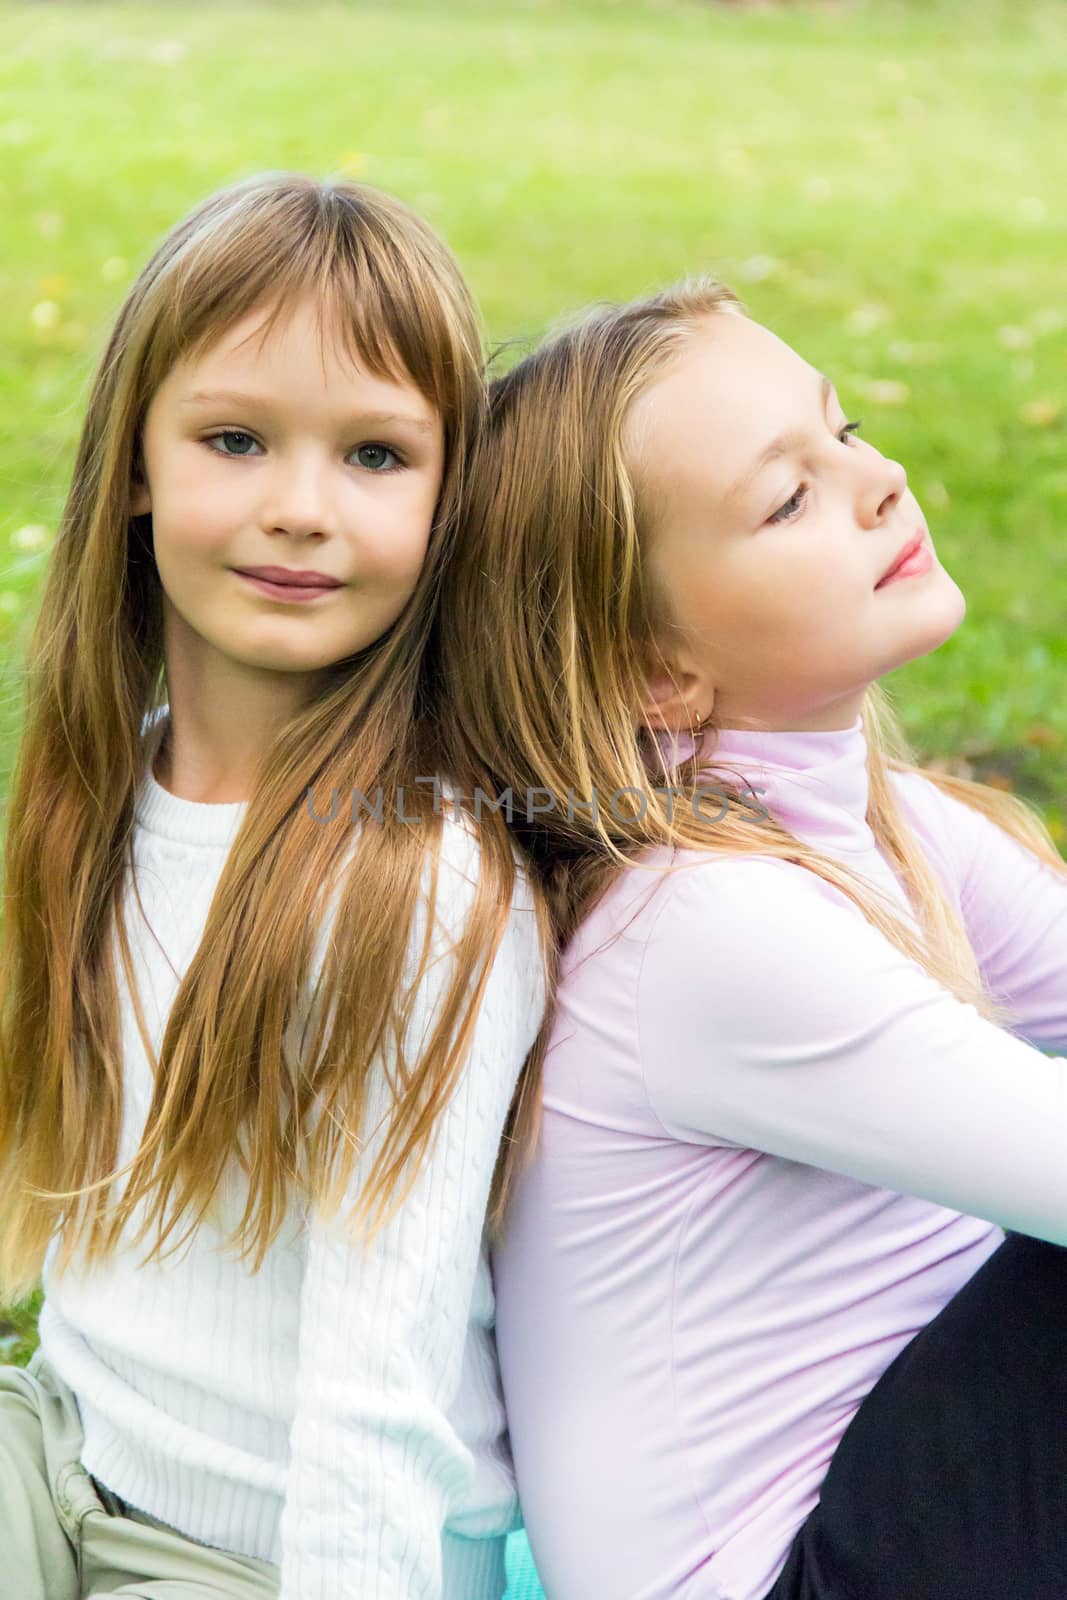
[763,1231,1067,1600]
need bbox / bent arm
[639,856,1067,1244]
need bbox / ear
[130,476,151,517]
[639,654,714,735]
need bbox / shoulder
[886,762,992,841]
[631,846,940,1064]
[631,844,849,932]
[421,799,545,1020]
[566,847,856,973]
[618,850,876,1019]
[311,788,543,1002]
[888,763,964,824]
[886,763,996,892]
[429,791,539,919]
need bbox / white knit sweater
[39,707,546,1599]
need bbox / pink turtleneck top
[491,715,1067,1600]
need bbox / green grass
[1,0,1066,1345]
[0,1286,42,1367]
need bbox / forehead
[625,313,820,508]
[166,294,432,414]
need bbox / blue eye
[353,443,400,472]
[206,430,260,457]
[767,419,864,525]
[203,434,403,470]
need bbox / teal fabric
[504,1528,547,1599]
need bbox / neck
[712,689,871,736]
[157,601,321,802]
[150,721,256,804]
[148,700,279,805]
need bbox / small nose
[260,453,335,540]
[862,450,908,527]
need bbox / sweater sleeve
[277,822,545,1600]
[638,856,1067,1245]
[894,769,1067,1051]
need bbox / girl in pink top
[435,279,1067,1599]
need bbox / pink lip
[235,570,341,603]
[875,531,931,589]
[234,566,341,588]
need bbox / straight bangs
[132,176,484,522]
[158,190,476,419]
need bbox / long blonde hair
[432,276,1067,1237]
[0,172,538,1304]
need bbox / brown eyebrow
[178,389,436,433]
[726,372,835,504]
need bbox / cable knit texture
[492,714,1067,1600]
[39,706,546,1600]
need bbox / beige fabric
[0,1350,279,1598]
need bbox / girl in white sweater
[0,173,546,1600]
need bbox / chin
[907,584,968,667]
[933,570,968,637]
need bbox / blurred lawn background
[1,0,1065,1364]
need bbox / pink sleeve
[895,771,1067,1051]
[637,856,1067,1244]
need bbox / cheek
[152,454,245,550]
[355,481,439,584]
[671,550,850,662]
[647,531,709,629]
[655,541,755,642]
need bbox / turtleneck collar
[693,714,877,857]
